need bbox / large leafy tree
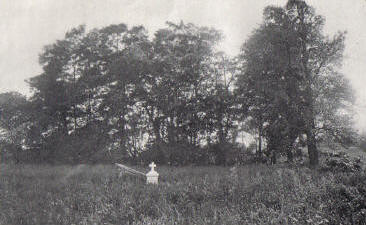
[27,24,153,162]
[27,25,88,135]
[284,0,353,165]
[236,0,353,165]
[140,22,224,146]
[236,18,303,162]
[97,25,152,157]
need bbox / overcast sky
[1,0,365,131]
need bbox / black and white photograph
[1,0,366,224]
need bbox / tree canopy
[0,0,356,165]
[236,0,354,165]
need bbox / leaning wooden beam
[115,163,146,177]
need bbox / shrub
[321,152,362,173]
[324,171,366,225]
[206,142,242,166]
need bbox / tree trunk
[61,111,68,134]
[257,119,263,160]
[152,118,162,144]
[286,128,297,163]
[271,151,277,165]
[73,65,77,131]
[286,144,293,163]
[297,3,319,166]
[306,121,318,166]
[267,136,277,165]
[304,79,319,166]
[304,94,319,166]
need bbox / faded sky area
[0,0,366,131]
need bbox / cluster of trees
[0,0,356,165]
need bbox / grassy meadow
[1,156,366,225]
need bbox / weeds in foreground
[0,163,365,225]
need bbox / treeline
[0,0,356,165]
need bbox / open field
[1,159,366,225]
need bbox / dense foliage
[0,0,356,165]
[235,0,355,165]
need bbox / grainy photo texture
[1,0,366,224]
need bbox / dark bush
[207,142,242,166]
[321,152,362,173]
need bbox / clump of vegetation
[321,152,362,173]
[1,163,365,225]
[324,171,366,225]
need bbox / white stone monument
[146,162,159,184]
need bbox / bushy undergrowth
[0,163,365,225]
[321,151,362,173]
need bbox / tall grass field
[1,162,366,225]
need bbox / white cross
[149,162,156,171]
